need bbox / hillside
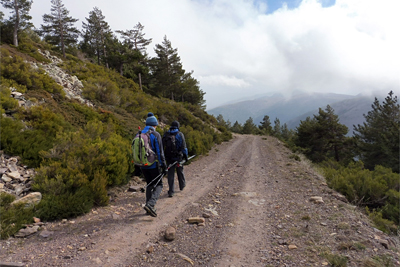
[286,95,377,135]
[207,92,355,124]
[208,91,390,134]
[0,42,231,238]
[0,135,398,266]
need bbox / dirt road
[0,134,399,267]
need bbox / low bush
[32,120,130,220]
[0,48,64,96]
[0,106,72,167]
[321,160,399,233]
[0,193,35,239]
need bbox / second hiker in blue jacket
[162,121,188,197]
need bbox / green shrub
[322,252,348,267]
[32,120,129,220]
[0,49,64,96]
[0,106,72,167]
[17,42,50,62]
[0,193,35,239]
[83,77,120,105]
[366,208,398,234]
[322,161,399,231]
[0,86,19,111]
[35,186,93,221]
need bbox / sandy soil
[0,134,399,267]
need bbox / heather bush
[82,77,121,105]
[0,106,72,167]
[321,160,399,231]
[0,49,64,96]
[0,193,35,239]
[0,86,19,111]
[33,120,130,220]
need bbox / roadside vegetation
[0,0,230,238]
[219,92,399,235]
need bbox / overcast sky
[19,0,400,109]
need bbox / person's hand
[184,154,189,162]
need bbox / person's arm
[179,132,188,159]
[154,131,166,167]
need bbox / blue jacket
[140,126,166,170]
[164,127,188,161]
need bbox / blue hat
[146,112,158,126]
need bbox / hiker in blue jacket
[162,121,188,197]
[141,112,167,217]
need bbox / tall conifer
[0,0,33,46]
[354,91,399,172]
[81,7,113,67]
[40,0,80,58]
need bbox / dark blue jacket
[164,127,188,161]
[140,126,166,170]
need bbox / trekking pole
[138,126,142,163]
[150,161,180,192]
[140,161,178,193]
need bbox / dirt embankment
[0,134,399,267]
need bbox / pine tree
[273,118,281,138]
[354,91,400,172]
[149,35,185,99]
[81,7,113,67]
[242,117,257,134]
[40,0,80,58]
[116,22,152,54]
[180,71,205,107]
[281,123,293,141]
[314,105,349,162]
[1,0,33,47]
[231,121,243,133]
[259,115,272,135]
[295,105,351,163]
[115,23,152,82]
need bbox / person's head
[171,121,180,129]
[146,112,158,127]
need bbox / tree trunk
[13,0,19,47]
[60,23,66,58]
[139,73,143,91]
[119,64,123,76]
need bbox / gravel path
[0,134,399,267]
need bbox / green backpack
[131,129,157,167]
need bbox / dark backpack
[163,132,179,159]
[131,129,157,167]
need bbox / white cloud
[23,0,400,109]
[200,75,251,87]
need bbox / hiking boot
[144,205,157,217]
[168,193,174,197]
[180,185,186,191]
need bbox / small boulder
[164,226,176,241]
[11,192,42,208]
[188,217,205,224]
[309,196,324,204]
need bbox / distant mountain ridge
[208,91,390,135]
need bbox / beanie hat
[146,112,158,126]
[171,121,180,128]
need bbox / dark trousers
[141,168,163,208]
[167,162,186,195]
